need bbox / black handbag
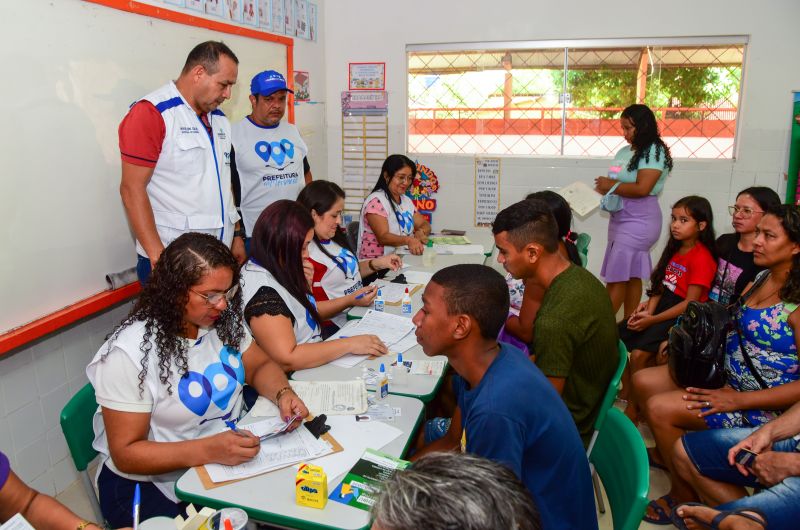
[667,273,769,389]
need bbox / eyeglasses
[728,205,765,218]
[190,284,239,306]
[393,175,414,183]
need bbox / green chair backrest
[60,383,99,472]
[593,340,628,435]
[576,232,591,267]
[589,408,650,530]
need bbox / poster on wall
[341,91,388,116]
[283,0,294,35]
[164,0,185,6]
[242,0,258,25]
[227,0,243,22]
[186,0,204,12]
[258,0,272,30]
[294,71,310,101]
[474,158,500,226]
[308,2,318,41]
[205,0,224,16]
[407,162,440,224]
[271,0,284,33]
[294,0,309,38]
[349,63,386,90]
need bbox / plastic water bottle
[422,239,436,267]
[374,287,385,312]
[401,287,412,316]
[378,363,389,399]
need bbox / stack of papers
[249,380,369,416]
[328,310,417,367]
[371,280,422,303]
[205,423,332,483]
[558,181,600,217]
[429,235,471,245]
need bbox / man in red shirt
[119,41,246,283]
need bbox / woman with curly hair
[87,232,308,526]
[594,104,674,318]
[241,200,388,371]
[631,204,800,524]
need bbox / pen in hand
[354,286,377,301]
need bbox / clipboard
[383,282,422,306]
[194,428,344,490]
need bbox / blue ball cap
[250,70,294,96]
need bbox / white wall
[0,0,327,497]
[323,0,800,273]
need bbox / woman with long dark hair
[297,181,402,334]
[358,154,431,257]
[241,200,388,371]
[87,233,308,526]
[595,104,674,318]
[632,204,800,524]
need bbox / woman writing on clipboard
[594,104,673,318]
[357,154,431,258]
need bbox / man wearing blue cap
[232,70,313,242]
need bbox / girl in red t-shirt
[619,196,717,411]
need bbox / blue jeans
[136,254,151,285]
[98,464,188,527]
[682,427,800,530]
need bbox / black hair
[648,195,716,296]
[106,233,245,396]
[492,199,559,253]
[765,204,800,304]
[370,154,416,219]
[181,41,239,75]
[621,104,673,174]
[250,200,322,326]
[525,190,581,266]
[297,180,355,271]
[430,264,510,340]
[737,186,781,212]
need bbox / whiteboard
[0,0,288,333]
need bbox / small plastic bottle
[378,363,389,399]
[392,353,407,386]
[374,287,385,312]
[401,287,412,316]
[422,239,436,267]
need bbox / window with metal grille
[407,37,746,159]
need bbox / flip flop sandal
[711,508,768,529]
[643,494,678,525]
[670,502,713,530]
[648,447,669,471]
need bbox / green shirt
[531,265,619,446]
[612,143,670,195]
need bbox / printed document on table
[249,380,368,417]
[558,181,600,217]
[204,425,331,483]
[371,280,422,303]
[328,310,415,347]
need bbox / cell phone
[734,448,758,469]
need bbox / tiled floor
[57,429,672,530]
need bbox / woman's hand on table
[414,228,429,244]
[351,285,378,307]
[344,334,389,356]
[407,236,425,255]
[375,254,403,271]
[594,176,615,194]
[206,430,260,465]
[278,390,309,431]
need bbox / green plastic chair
[589,407,650,530]
[60,383,105,524]
[586,340,628,513]
[576,232,591,267]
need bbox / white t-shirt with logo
[308,239,363,327]
[232,117,308,235]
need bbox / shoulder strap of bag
[605,181,621,196]
[733,272,771,390]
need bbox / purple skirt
[601,195,662,283]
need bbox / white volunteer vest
[137,82,238,255]
[241,260,322,344]
[231,118,308,235]
[87,321,248,502]
[357,191,416,256]
[309,239,363,327]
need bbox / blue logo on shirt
[396,210,414,233]
[254,139,295,168]
[177,346,245,416]
[334,247,358,279]
[305,294,320,334]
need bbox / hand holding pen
[207,422,260,465]
[352,285,378,306]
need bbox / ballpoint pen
[133,483,140,530]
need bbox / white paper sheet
[400,271,433,284]
[328,310,416,347]
[329,353,369,368]
[249,380,368,417]
[409,359,447,376]
[0,514,35,530]
[558,181,601,217]
[391,334,418,353]
[371,281,421,303]
[433,244,485,255]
